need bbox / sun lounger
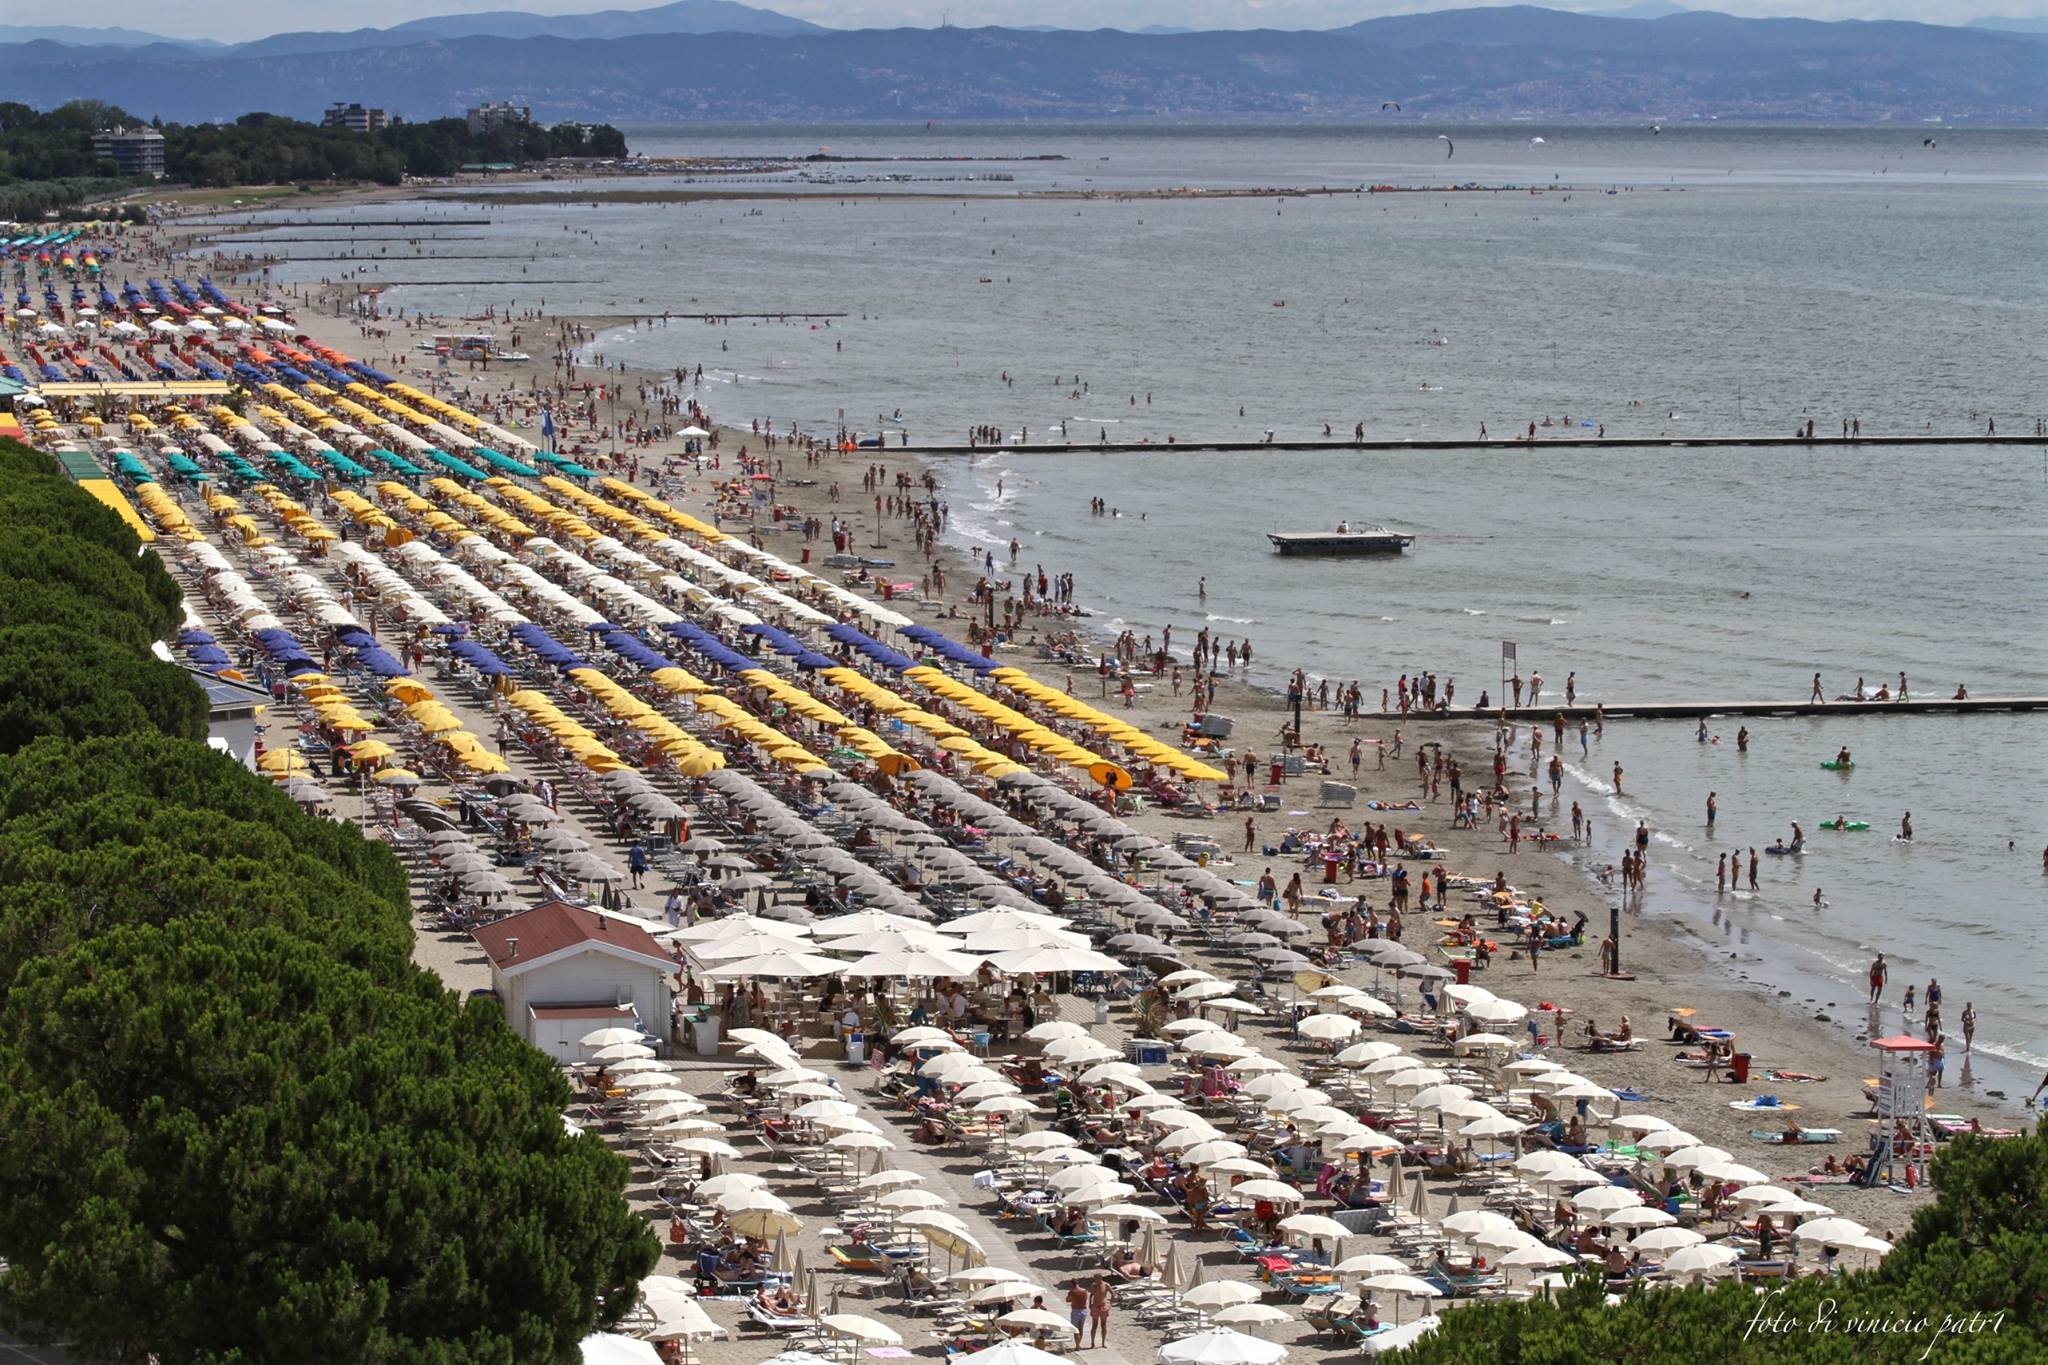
[746,1303,817,1333]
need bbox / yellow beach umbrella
[257,750,309,774]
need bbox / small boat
[1267,524,1414,556]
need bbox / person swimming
[1835,747,1853,766]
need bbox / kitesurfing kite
[1439,135,1454,158]
[1529,136,1547,146]
[1381,101,1402,111]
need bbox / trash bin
[1454,958,1471,985]
[845,1031,866,1065]
[690,1012,721,1058]
[1095,996,1111,1025]
[1730,1052,1752,1083]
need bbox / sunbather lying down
[752,1285,804,1316]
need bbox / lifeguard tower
[1862,1034,1938,1187]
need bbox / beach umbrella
[1296,1014,1361,1043]
[1603,1207,1675,1231]
[1500,1244,1577,1272]
[1661,1145,1733,1172]
[1630,1227,1707,1255]
[958,1343,1071,1365]
[1572,1186,1641,1215]
[581,1027,645,1048]
[1793,1217,1869,1246]
[1442,1210,1516,1241]
[1664,1243,1742,1278]
[1330,1253,1406,1279]
[878,1188,949,1212]
[1635,1129,1701,1153]
[580,1333,663,1365]
[1611,1114,1676,1135]
[1230,1179,1304,1206]
[1181,1281,1261,1309]
[693,1172,767,1200]
[1213,1304,1292,1328]
[1277,1213,1351,1245]
[1700,1160,1770,1186]
[1157,1328,1288,1365]
[820,1315,902,1346]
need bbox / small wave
[1549,618,1570,626]
[1461,608,1487,616]
[1206,614,1256,625]
[1650,831,1688,850]
[1972,1039,2048,1071]
[1564,764,1614,796]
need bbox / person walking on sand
[1868,952,1887,1003]
[1244,814,1257,853]
[1088,1273,1113,1349]
[1961,1001,1975,1052]
[1065,1281,1089,1349]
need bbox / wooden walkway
[904,434,2044,455]
[1401,697,2048,722]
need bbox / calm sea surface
[243,125,2048,1098]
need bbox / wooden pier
[905,434,2045,455]
[1400,697,2048,722]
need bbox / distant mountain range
[5,5,2042,125]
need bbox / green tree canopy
[0,915,656,1364]
[0,441,658,1360]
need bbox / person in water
[1900,811,1913,840]
[1835,747,1852,767]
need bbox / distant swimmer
[1439,135,1455,159]
[1900,812,1913,840]
[1924,137,1938,148]
[1835,746,1853,767]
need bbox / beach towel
[1728,1098,1799,1112]
[1762,1070,1828,1083]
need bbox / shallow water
[246,124,2048,1098]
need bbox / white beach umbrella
[1603,1207,1676,1231]
[1630,1227,1707,1255]
[1793,1217,1869,1246]
[1181,1281,1260,1309]
[1157,1327,1288,1365]
[1664,1243,1742,1278]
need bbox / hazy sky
[18,0,2027,44]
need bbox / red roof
[474,900,674,974]
[1870,1034,1939,1052]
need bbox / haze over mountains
[5,4,2042,124]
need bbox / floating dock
[1400,697,2047,722]
[905,435,2044,455]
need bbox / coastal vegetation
[0,439,658,1361]
[1387,1122,2046,1363]
[0,101,628,213]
